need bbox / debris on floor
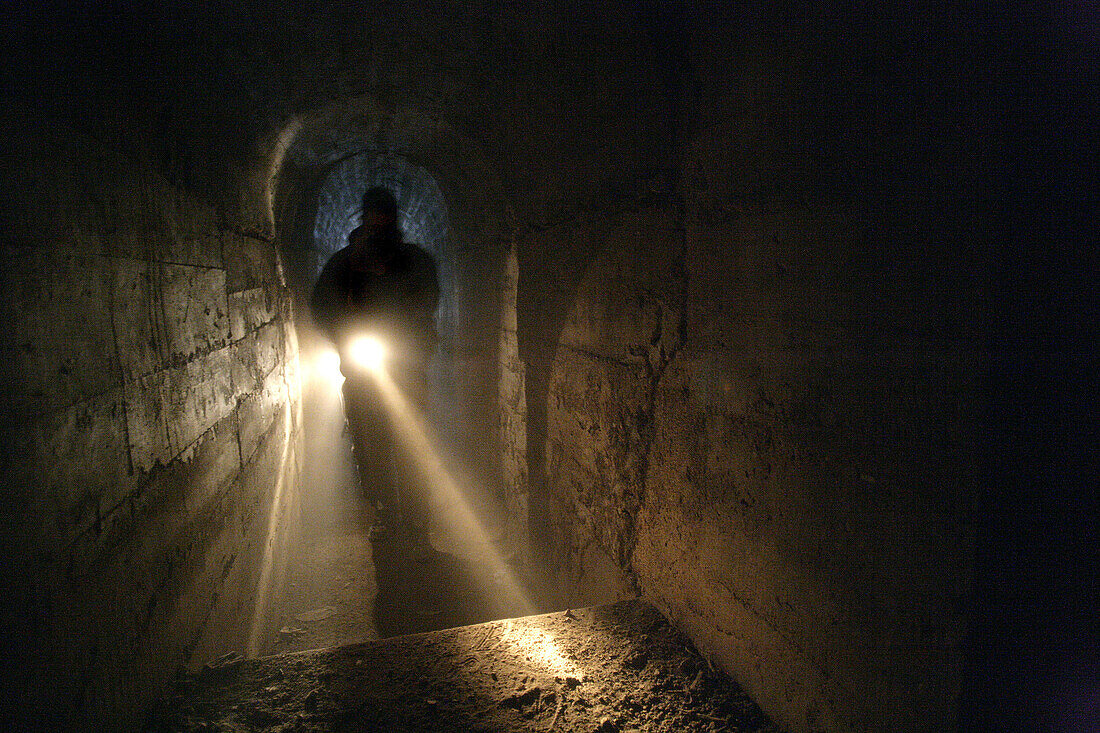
[296,606,340,623]
[271,526,380,656]
[149,600,780,732]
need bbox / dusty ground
[269,520,379,655]
[150,600,779,732]
[277,377,533,653]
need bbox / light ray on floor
[365,361,536,617]
[301,341,536,623]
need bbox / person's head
[361,186,400,239]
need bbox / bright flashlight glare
[349,335,386,371]
[316,349,343,385]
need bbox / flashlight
[348,334,387,371]
[315,348,344,384]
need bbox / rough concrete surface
[150,601,779,733]
[535,199,976,730]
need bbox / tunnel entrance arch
[308,152,456,348]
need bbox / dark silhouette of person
[310,186,440,551]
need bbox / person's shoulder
[320,244,354,271]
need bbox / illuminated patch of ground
[150,601,779,732]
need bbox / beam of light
[314,348,344,386]
[366,361,536,618]
[294,337,371,589]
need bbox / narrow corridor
[1,4,1089,731]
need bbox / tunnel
[0,3,1095,732]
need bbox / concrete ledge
[152,600,779,732]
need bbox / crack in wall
[621,208,688,592]
[541,203,689,603]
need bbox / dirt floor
[268,520,379,655]
[150,600,779,732]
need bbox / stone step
[148,600,779,732]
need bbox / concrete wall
[0,105,302,729]
[523,7,988,732]
[536,202,980,731]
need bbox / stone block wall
[535,210,683,605]
[635,203,980,731]
[0,106,302,729]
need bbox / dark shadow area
[371,532,532,639]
